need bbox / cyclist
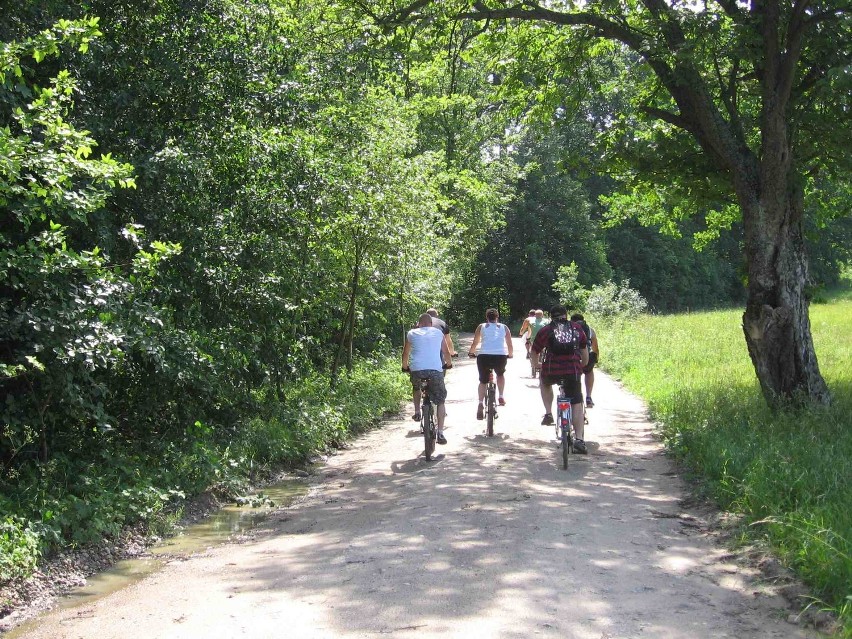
[571,312,599,408]
[467,308,513,420]
[426,308,457,358]
[532,305,589,454]
[518,309,536,359]
[528,309,549,378]
[402,313,453,444]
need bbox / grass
[596,295,852,634]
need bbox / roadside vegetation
[596,289,852,634]
[2,1,850,627]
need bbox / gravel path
[5,335,823,638]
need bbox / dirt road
[11,336,819,638]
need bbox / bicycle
[407,374,436,460]
[469,354,499,437]
[403,366,450,460]
[529,349,540,378]
[555,384,574,469]
[485,370,498,437]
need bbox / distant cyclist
[518,309,536,359]
[402,313,453,444]
[532,305,589,453]
[571,313,599,408]
[426,308,457,358]
[527,309,549,378]
[467,308,513,420]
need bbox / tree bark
[738,167,831,407]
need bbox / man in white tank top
[467,308,514,420]
[402,313,453,443]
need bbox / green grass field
[597,297,852,633]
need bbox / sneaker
[525,352,530,359]
[573,439,588,454]
[476,404,484,420]
[412,413,421,421]
[436,433,447,445]
[541,413,554,425]
[585,397,594,408]
[498,397,506,406]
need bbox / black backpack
[548,319,580,356]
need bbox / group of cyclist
[401,306,599,454]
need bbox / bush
[585,280,648,318]
[0,516,40,582]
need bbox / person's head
[485,308,499,322]
[527,309,535,317]
[535,309,544,319]
[550,304,568,320]
[418,312,434,328]
[426,308,439,318]
[570,312,584,322]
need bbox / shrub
[585,280,648,318]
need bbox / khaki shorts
[409,370,447,404]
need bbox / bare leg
[573,402,585,440]
[540,382,554,414]
[585,369,595,400]
[478,382,486,404]
[413,388,421,417]
[497,374,505,399]
[436,403,446,430]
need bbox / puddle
[4,479,307,637]
[149,480,306,556]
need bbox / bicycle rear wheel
[486,383,495,437]
[423,402,435,460]
[561,422,570,469]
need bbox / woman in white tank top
[467,308,514,420]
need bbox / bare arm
[580,347,589,368]
[468,324,482,355]
[402,337,411,369]
[504,325,514,357]
[441,338,452,367]
[444,332,456,356]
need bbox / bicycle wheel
[486,383,495,437]
[423,402,435,460]
[561,422,569,469]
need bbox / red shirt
[532,320,588,378]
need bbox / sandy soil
[6,335,825,638]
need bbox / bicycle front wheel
[423,402,435,460]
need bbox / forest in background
[1,0,850,606]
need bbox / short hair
[426,308,438,318]
[550,304,568,319]
[535,309,544,317]
[570,313,584,322]
[418,312,434,327]
[486,308,499,321]
[528,309,536,315]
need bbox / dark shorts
[583,351,599,374]
[540,375,583,404]
[409,370,447,404]
[476,354,508,384]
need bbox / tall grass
[598,298,852,633]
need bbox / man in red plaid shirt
[531,305,590,453]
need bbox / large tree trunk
[738,164,831,408]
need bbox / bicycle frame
[418,377,437,460]
[485,371,497,437]
[556,385,574,469]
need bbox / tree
[375,0,851,407]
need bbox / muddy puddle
[5,479,307,637]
